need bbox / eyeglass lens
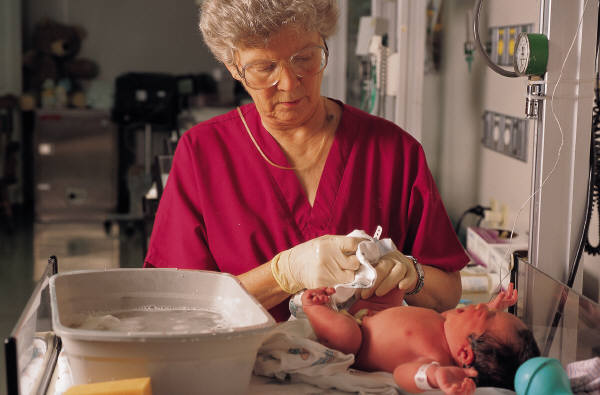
[242,46,327,89]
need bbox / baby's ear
[457,343,475,367]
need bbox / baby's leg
[302,288,362,355]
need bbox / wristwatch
[405,255,424,295]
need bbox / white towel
[330,228,396,306]
[254,319,401,395]
[567,357,600,394]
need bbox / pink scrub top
[145,101,469,321]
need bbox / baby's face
[443,304,526,363]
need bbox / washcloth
[567,357,600,394]
[331,228,396,305]
[253,318,400,394]
[290,227,398,319]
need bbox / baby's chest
[361,311,449,359]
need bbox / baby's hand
[301,287,335,306]
[488,282,518,311]
[435,366,477,395]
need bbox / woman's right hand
[360,250,418,299]
[270,235,363,294]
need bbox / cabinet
[34,109,118,221]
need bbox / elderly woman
[144,0,469,322]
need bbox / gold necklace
[237,102,333,171]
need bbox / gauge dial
[515,34,530,75]
[513,32,548,76]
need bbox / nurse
[144,0,470,321]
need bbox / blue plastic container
[514,357,573,395]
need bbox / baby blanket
[253,319,401,395]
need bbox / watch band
[406,255,424,295]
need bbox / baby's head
[443,303,540,390]
[468,325,540,390]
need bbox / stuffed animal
[22,18,99,110]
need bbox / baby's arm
[301,287,362,355]
[351,285,406,315]
[487,282,518,311]
[392,360,477,395]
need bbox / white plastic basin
[49,268,276,395]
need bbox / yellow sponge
[64,377,152,395]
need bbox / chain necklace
[237,101,333,171]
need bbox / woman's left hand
[360,250,418,299]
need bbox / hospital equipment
[513,33,549,77]
[473,0,549,79]
[473,0,549,120]
[464,10,475,72]
[583,10,600,257]
[34,110,118,222]
[355,16,391,116]
[472,0,600,355]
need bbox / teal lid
[514,357,573,395]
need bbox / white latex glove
[270,235,364,294]
[360,250,418,299]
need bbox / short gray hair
[199,0,339,65]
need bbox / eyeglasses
[235,45,329,90]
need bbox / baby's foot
[301,287,335,306]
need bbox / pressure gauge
[514,33,549,76]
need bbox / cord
[454,204,490,234]
[584,2,600,255]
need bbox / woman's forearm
[403,266,462,312]
[238,259,463,312]
[237,262,291,309]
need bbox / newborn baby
[301,283,540,394]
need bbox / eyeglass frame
[233,41,329,90]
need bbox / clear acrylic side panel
[4,258,59,395]
[517,259,600,365]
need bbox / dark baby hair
[468,328,541,390]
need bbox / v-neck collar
[240,101,353,239]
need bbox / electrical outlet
[482,110,528,162]
[511,118,528,161]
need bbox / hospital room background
[1,0,599,394]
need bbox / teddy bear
[21,18,99,110]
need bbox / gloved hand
[360,250,418,299]
[270,235,364,294]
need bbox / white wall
[425,0,487,221]
[420,73,443,182]
[24,0,223,86]
[423,0,539,236]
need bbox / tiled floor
[0,208,146,395]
